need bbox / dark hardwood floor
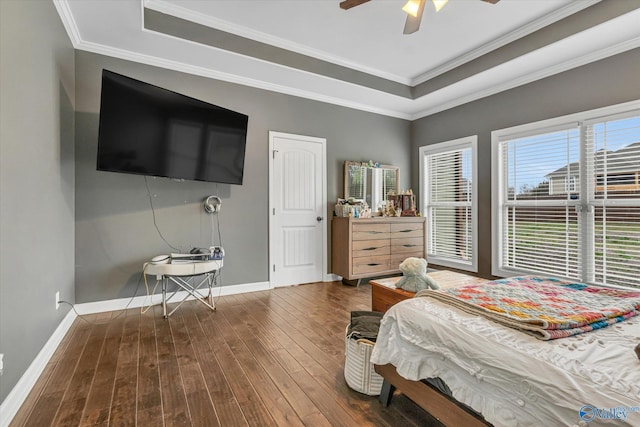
[10,281,440,427]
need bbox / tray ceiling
[55,0,640,119]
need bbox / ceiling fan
[339,0,501,34]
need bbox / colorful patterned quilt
[415,276,640,340]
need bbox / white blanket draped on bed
[370,297,640,426]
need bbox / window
[493,101,640,288]
[420,136,477,272]
[369,168,398,211]
[381,168,398,204]
[564,176,577,193]
[347,166,366,200]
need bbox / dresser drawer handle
[398,229,413,233]
[403,244,417,248]
[364,247,378,251]
[367,263,381,266]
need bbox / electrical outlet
[55,291,60,310]
[0,353,4,376]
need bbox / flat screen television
[97,70,248,185]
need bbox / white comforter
[370,296,640,427]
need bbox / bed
[370,276,640,426]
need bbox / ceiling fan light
[432,0,449,12]
[402,0,421,17]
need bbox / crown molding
[74,38,413,120]
[144,0,413,86]
[67,29,640,121]
[410,0,601,86]
[52,0,82,48]
[50,0,639,121]
[410,35,640,120]
[141,21,413,101]
[53,0,413,119]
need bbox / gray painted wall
[75,51,411,303]
[411,48,640,279]
[0,0,75,402]
[3,0,638,406]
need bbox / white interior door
[269,131,326,287]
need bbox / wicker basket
[344,325,384,396]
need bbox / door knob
[316,216,323,222]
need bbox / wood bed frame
[374,364,491,427]
[372,270,494,426]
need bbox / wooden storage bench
[370,270,490,313]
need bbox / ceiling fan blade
[403,0,426,34]
[339,0,371,10]
[480,0,500,3]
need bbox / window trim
[420,135,478,273]
[491,99,640,281]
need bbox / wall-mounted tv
[97,70,248,185]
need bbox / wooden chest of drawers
[331,217,426,280]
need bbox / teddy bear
[395,257,440,292]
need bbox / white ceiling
[55,0,640,119]
[149,0,580,84]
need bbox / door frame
[268,131,328,288]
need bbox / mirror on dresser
[344,161,399,212]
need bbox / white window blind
[347,166,366,200]
[586,114,640,288]
[500,126,582,280]
[494,106,640,289]
[421,137,477,272]
[369,168,398,211]
[382,169,397,202]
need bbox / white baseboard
[0,280,270,426]
[74,280,271,315]
[324,273,342,282]
[0,309,77,427]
